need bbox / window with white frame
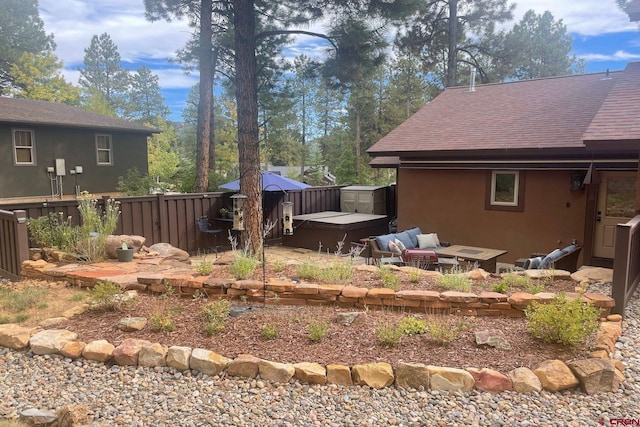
[96,134,112,165]
[13,129,35,165]
[491,171,519,206]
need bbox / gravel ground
[1,282,639,427]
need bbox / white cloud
[580,50,640,61]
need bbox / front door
[593,172,637,259]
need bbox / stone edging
[0,311,626,395]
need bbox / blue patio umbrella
[219,171,311,191]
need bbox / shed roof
[0,97,157,134]
[368,63,640,159]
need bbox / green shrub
[26,212,80,253]
[492,282,509,294]
[308,321,329,342]
[151,312,175,332]
[196,257,214,275]
[526,282,545,295]
[297,262,322,281]
[201,299,231,335]
[0,286,49,313]
[437,269,471,292]
[426,319,459,345]
[296,262,353,284]
[272,259,286,273]
[525,292,600,347]
[230,254,259,279]
[378,267,400,291]
[397,316,427,335]
[408,268,422,283]
[260,324,279,340]
[87,281,125,311]
[500,272,531,289]
[376,322,403,348]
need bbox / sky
[38,0,640,122]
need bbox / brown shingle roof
[0,97,157,134]
[583,62,640,142]
[368,70,620,157]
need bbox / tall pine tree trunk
[208,48,220,174]
[355,105,361,183]
[234,0,262,255]
[195,0,213,192]
[446,0,458,88]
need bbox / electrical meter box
[340,185,387,215]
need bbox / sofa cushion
[375,234,396,252]
[394,231,414,250]
[388,241,402,255]
[404,227,422,248]
[417,233,440,249]
[560,244,578,254]
[394,239,407,252]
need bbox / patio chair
[516,244,582,272]
[197,216,223,257]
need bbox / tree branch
[256,30,338,51]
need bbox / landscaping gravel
[1,281,639,426]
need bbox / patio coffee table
[434,245,507,273]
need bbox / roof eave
[0,119,158,134]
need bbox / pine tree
[9,51,80,104]
[124,66,170,125]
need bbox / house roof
[0,97,157,134]
[368,63,640,162]
[583,62,640,145]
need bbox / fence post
[157,193,168,243]
[612,223,631,314]
[14,210,30,276]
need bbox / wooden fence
[0,187,346,279]
[612,215,640,314]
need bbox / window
[13,129,35,165]
[485,170,525,212]
[96,134,112,165]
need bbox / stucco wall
[0,125,148,198]
[397,168,587,264]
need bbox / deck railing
[612,214,640,314]
[0,209,29,281]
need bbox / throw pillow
[394,239,407,252]
[417,233,439,249]
[388,241,402,255]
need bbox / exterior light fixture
[282,201,293,235]
[231,193,247,231]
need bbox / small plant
[296,262,354,284]
[0,286,49,313]
[308,321,329,342]
[69,292,87,302]
[151,312,175,332]
[230,253,259,280]
[376,321,403,348]
[437,267,471,292]
[201,299,231,335]
[526,282,545,295]
[408,268,422,283]
[260,324,279,340]
[87,281,124,311]
[121,240,128,250]
[525,292,600,347]
[272,259,286,273]
[397,316,427,335]
[378,267,400,291]
[492,282,509,294]
[192,289,207,300]
[196,257,214,276]
[426,319,459,345]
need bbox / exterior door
[593,172,637,259]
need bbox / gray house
[0,98,156,199]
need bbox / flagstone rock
[568,358,621,395]
[467,368,513,393]
[508,367,542,393]
[29,329,78,355]
[465,269,490,280]
[294,362,327,385]
[147,243,190,262]
[428,366,475,392]
[352,363,394,389]
[525,269,571,279]
[570,267,612,284]
[19,408,58,426]
[166,346,192,371]
[38,317,68,328]
[340,286,368,298]
[258,360,295,383]
[62,304,88,318]
[507,292,540,308]
[336,312,367,326]
[0,324,34,350]
[82,340,115,362]
[190,348,230,376]
[227,354,261,378]
[60,341,86,359]
[395,362,430,390]
[534,359,579,392]
[475,330,511,350]
[113,339,152,366]
[138,343,167,367]
[116,317,148,332]
[326,364,352,386]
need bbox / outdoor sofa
[368,227,450,267]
